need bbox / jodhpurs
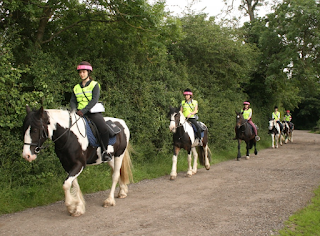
[248,119,257,136]
[86,112,109,148]
[188,118,202,139]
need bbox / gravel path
[1,130,320,236]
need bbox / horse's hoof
[104,198,116,207]
[186,173,192,178]
[245,156,250,160]
[237,158,241,161]
[205,165,210,170]
[170,175,176,180]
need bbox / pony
[235,111,258,161]
[22,106,133,216]
[282,121,290,144]
[288,122,294,142]
[268,119,282,148]
[168,107,211,180]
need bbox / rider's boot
[100,133,112,162]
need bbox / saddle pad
[191,123,205,138]
[84,118,117,147]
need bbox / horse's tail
[120,142,134,185]
[198,145,212,166]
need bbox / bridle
[24,112,81,154]
[236,114,247,128]
[170,113,186,129]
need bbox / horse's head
[22,105,50,162]
[168,107,183,133]
[268,119,276,130]
[235,111,245,128]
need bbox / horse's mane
[168,107,180,117]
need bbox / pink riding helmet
[243,101,250,105]
[183,91,193,95]
[77,65,92,71]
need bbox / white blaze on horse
[168,107,211,180]
[22,106,133,216]
[268,119,282,148]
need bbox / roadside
[1,130,319,236]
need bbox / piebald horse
[168,107,211,180]
[268,119,282,148]
[22,106,133,216]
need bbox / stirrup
[255,136,260,141]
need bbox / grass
[278,186,320,236]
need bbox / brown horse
[235,111,258,161]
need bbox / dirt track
[1,130,320,236]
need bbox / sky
[153,0,273,25]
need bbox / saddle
[84,117,120,147]
[190,121,206,138]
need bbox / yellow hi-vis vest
[284,114,291,121]
[241,108,252,120]
[181,100,198,118]
[73,81,99,110]
[272,111,280,121]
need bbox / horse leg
[170,147,180,180]
[254,141,258,155]
[237,139,241,161]
[203,146,210,170]
[104,155,123,207]
[188,147,198,176]
[279,133,283,146]
[63,173,86,216]
[245,141,250,160]
[275,134,279,148]
[271,134,275,148]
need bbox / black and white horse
[282,121,291,144]
[235,112,258,160]
[168,107,211,180]
[283,121,294,143]
[268,119,282,148]
[22,106,133,216]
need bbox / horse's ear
[26,105,31,114]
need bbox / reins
[24,112,82,154]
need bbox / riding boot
[100,132,112,162]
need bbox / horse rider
[284,110,294,130]
[241,101,260,141]
[70,61,112,161]
[180,88,202,145]
[272,106,283,134]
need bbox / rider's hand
[77,110,84,117]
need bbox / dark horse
[22,106,133,216]
[168,107,211,180]
[235,111,258,161]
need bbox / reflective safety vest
[73,81,99,110]
[272,111,280,121]
[181,100,198,118]
[284,114,291,121]
[241,108,252,120]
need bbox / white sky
[155,0,273,25]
